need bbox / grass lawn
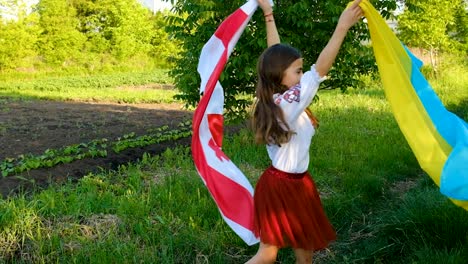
[1,58,467,263]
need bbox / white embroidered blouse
[267,65,325,173]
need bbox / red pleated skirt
[253,166,336,251]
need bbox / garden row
[0,121,192,177]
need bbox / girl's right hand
[257,0,273,15]
[337,0,363,30]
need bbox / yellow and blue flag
[360,0,468,209]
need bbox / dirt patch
[389,179,418,199]
[116,83,175,91]
[0,98,194,197]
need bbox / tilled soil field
[0,98,193,197]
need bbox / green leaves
[112,122,192,153]
[0,0,181,71]
[168,0,392,121]
[0,12,39,70]
[0,139,109,177]
[397,0,466,54]
[0,121,192,177]
[37,0,87,65]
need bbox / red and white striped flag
[191,0,260,245]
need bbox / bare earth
[0,98,193,197]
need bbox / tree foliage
[397,0,467,67]
[167,0,397,121]
[0,0,179,71]
[448,0,468,52]
[37,0,86,66]
[0,0,39,69]
[72,0,158,69]
[153,10,181,68]
[0,13,39,69]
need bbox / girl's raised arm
[257,0,280,47]
[315,0,363,77]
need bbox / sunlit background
[142,0,173,12]
[0,0,173,20]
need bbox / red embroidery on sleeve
[274,96,282,104]
[283,85,301,103]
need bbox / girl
[247,0,363,263]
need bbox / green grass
[0,69,178,104]
[0,59,467,263]
[431,56,468,121]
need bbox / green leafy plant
[0,139,108,177]
[167,0,397,121]
[0,121,193,177]
[112,121,192,153]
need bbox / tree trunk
[429,48,439,78]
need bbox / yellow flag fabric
[359,0,468,209]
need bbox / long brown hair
[251,44,302,145]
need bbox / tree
[36,0,86,66]
[397,0,464,69]
[0,1,39,70]
[73,0,163,69]
[92,0,154,60]
[167,0,396,121]
[447,0,468,53]
[0,0,181,71]
[152,10,181,68]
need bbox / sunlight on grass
[1,59,467,262]
[0,70,178,104]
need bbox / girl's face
[281,58,303,88]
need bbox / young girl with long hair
[247,0,363,263]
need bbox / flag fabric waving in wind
[192,0,468,245]
[191,0,260,245]
[360,0,468,209]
